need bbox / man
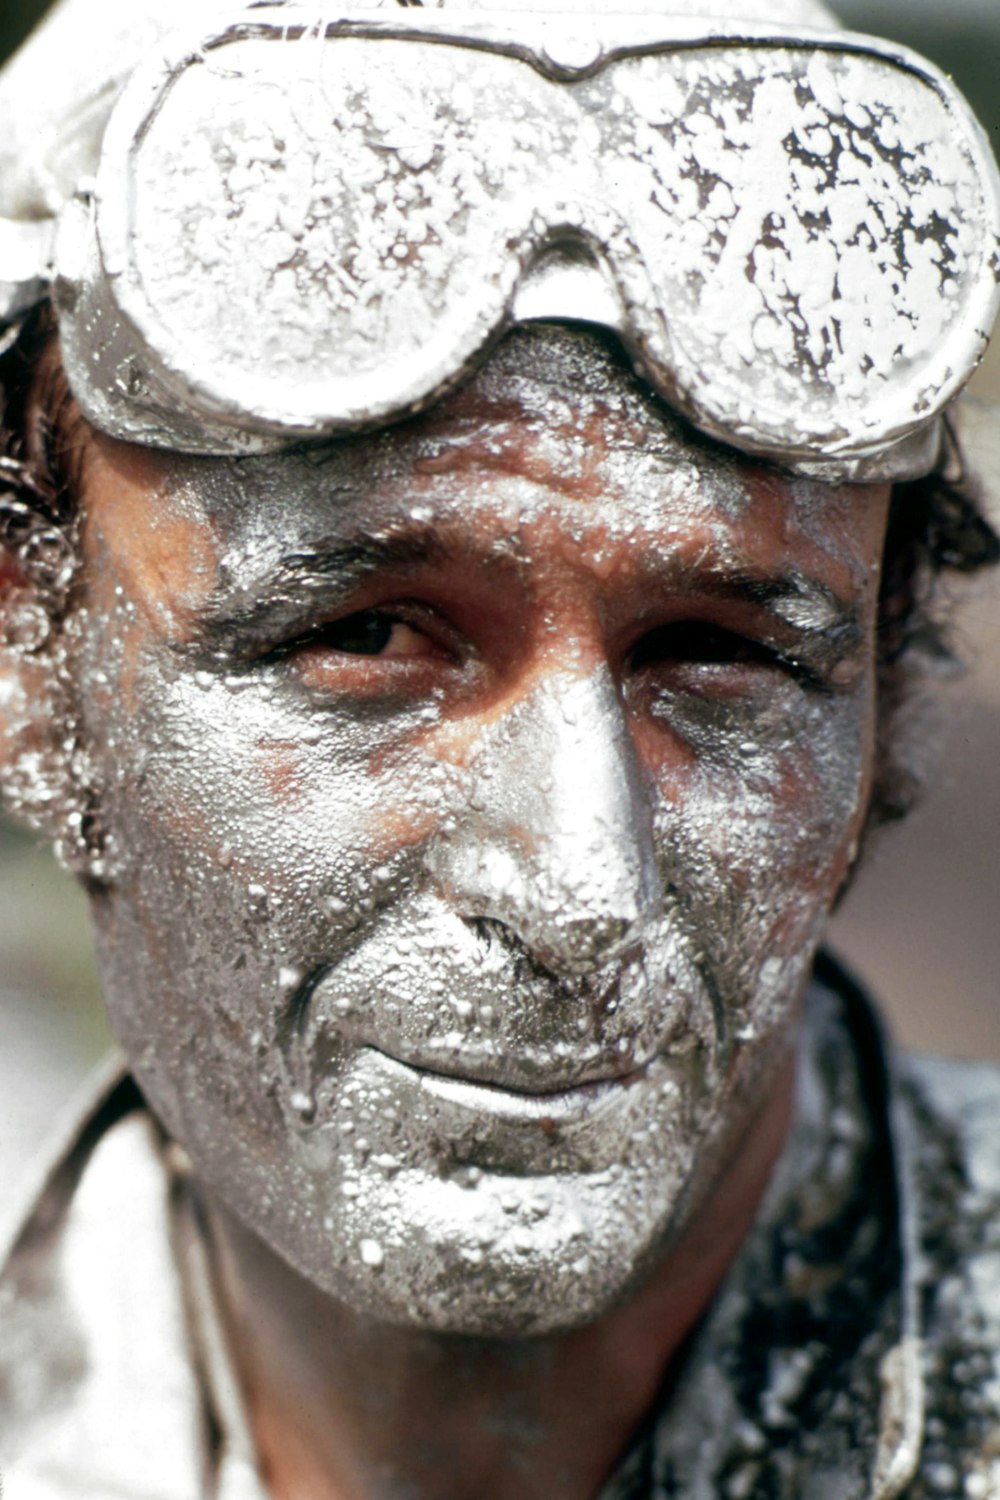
[0,0,998,1496]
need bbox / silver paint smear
[40,326,881,1335]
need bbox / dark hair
[870,440,999,824]
[0,304,82,609]
[1,301,998,831]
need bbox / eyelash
[630,621,773,669]
[273,605,454,664]
[266,608,824,694]
[628,621,826,693]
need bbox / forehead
[80,328,885,625]
[90,328,841,525]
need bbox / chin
[259,1153,697,1338]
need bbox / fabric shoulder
[896,1051,1000,1200]
[0,1052,135,1270]
[0,1060,267,1498]
[893,1050,1000,1500]
[0,1061,215,1497]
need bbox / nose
[428,667,662,975]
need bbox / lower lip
[362,1047,643,1124]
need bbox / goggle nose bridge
[508,198,654,340]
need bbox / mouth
[362,1045,651,1125]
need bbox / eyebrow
[184,531,452,655]
[709,571,861,636]
[622,556,864,645]
[181,527,864,663]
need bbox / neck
[209,1054,796,1500]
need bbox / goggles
[43,7,1000,479]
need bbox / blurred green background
[0,1,998,1184]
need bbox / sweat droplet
[360,1238,384,1268]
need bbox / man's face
[71,328,889,1335]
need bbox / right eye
[311,611,438,659]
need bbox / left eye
[630,621,777,672]
[309,611,436,659]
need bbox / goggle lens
[58,18,1000,475]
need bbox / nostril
[540,912,637,975]
[466,911,638,980]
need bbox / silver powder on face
[73,327,882,1335]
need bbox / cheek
[647,684,873,979]
[85,647,474,1183]
[89,645,452,969]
